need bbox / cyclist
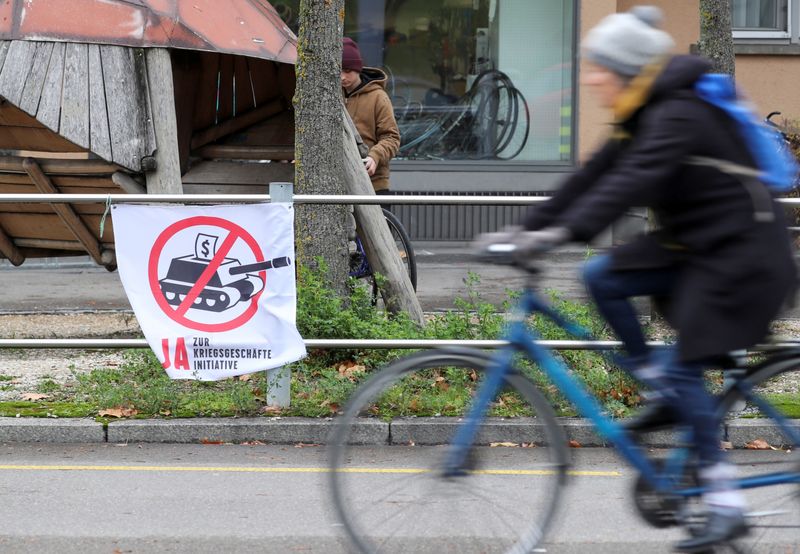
[499,6,797,552]
[341,37,400,210]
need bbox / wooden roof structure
[0,1,297,269]
[0,0,296,64]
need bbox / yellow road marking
[0,464,621,477]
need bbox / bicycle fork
[441,347,517,477]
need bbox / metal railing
[2,189,800,355]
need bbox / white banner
[112,203,306,381]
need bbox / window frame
[732,0,793,40]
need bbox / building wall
[736,56,800,123]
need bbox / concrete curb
[1,417,798,447]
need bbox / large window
[274,0,576,164]
[732,0,791,38]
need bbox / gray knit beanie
[582,6,675,77]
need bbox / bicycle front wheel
[329,348,569,554]
[717,354,800,552]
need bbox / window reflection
[275,0,575,163]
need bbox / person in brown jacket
[341,37,400,201]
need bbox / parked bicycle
[349,208,417,304]
[329,245,800,553]
[765,111,800,190]
[393,69,530,161]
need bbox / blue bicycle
[329,249,800,553]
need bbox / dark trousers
[375,188,391,213]
[583,254,723,467]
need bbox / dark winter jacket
[523,55,797,362]
[344,67,400,191]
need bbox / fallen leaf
[337,361,366,381]
[745,439,777,450]
[237,373,253,382]
[21,393,50,401]
[98,406,138,418]
[490,442,519,447]
[201,438,224,445]
[569,440,582,448]
[294,443,320,448]
[241,440,265,446]
[261,405,282,415]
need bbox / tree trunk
[294,0,349,296]
[698,0,736,76]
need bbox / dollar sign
[201,240,210,258]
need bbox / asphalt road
[0,443,797,553]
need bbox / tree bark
[294,0,349,295]
[698,0,736,76]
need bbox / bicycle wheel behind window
[328,348,569,554]
[717,353,800,552]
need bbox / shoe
[623,401,679,433]
[673,509,748,553]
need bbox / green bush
[56,263,641,419]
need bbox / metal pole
[1,337,797,352]
[266,182,294,408]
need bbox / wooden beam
[190,99,284,151]
[195,145,294,161]
[14,238,89,251]
[0,150,90,160]
[112,171,146,194]
[0,156,119,175]
[144,49,182,194]
[0,222,24,265]
[341,105,424,325]
[22,158,106,266]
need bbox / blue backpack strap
[695,73,799,192]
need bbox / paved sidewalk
[0,416,795,447]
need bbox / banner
[112,203,306,381]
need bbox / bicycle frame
[443,283,800,494]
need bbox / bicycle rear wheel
[328,348,569,554]
[369,209,417,304]
[717,354,800,552]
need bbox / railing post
[266,182,294,407]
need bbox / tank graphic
[158,255,292,313]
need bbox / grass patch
[756,393,800,419]
[0,264,651,420]
[0,401,96,418]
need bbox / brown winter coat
[344,67,400,192]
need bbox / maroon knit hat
[342,37,363,73]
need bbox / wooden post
[341,105,424,325]
[265,181,293,408]
[144,49,183,194]
[0,224,23,266]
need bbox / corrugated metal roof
[0,0,297,64]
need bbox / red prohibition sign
[148,216,265,332]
